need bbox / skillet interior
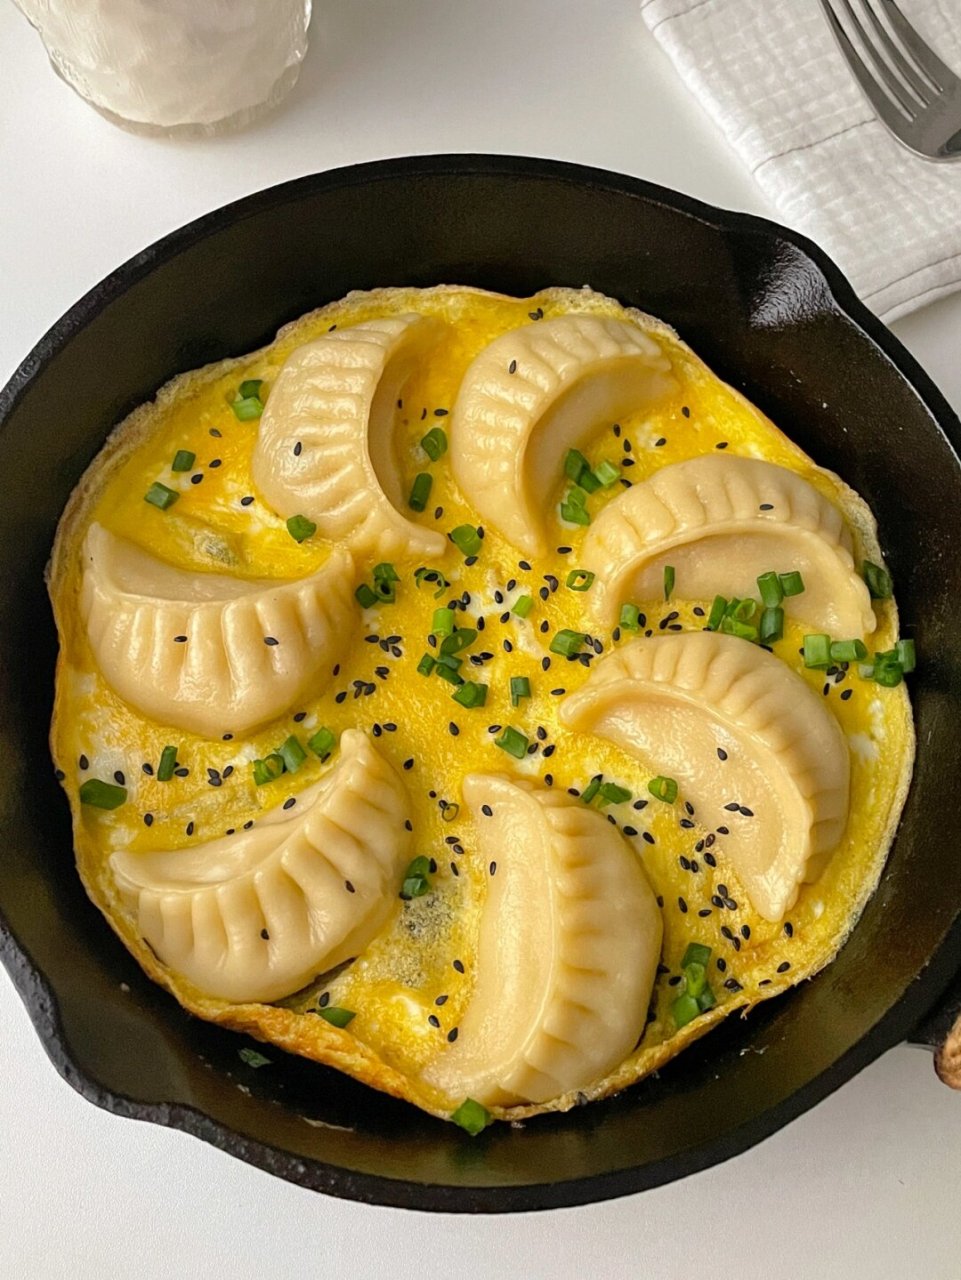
[1,155,961,1212]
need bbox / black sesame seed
[260,929,269,940]
[435,994,448,1006]
[453,959,465,973]
[777,961,791,974]
[243,821,253,830]
[739,806,754,817]
[541,657,551,671]
[717,958,727,972]
[450,862,459,876]
[668,975,683,987]
[210,427,222,437]
[623,825,638,837]
[264,636,279,646]
[190,474,203,485]
[141,762,153,776]
[345,880,355,893]
[643,831,655,845]
[633,799,648,811]
[428,1015,440,1028]
[186,821,195,836]
[489,861,497,875]
[481,804,493,817]
[841,688,853,701]
[759,502,773,511]
[716,826,730,835]
[724,978,743,992]
[144,813,154,827]
[319,992,330,1008]
[655,437,667,448]
[724,801,740,811]
[293,441,303,457]
[335,691,347,704]
[716,441,729,450]
[759,978,772,987]
[447,1027,459,1042]
[173,635,187,644]
[434,408,448,417]
[725,898,738,911]
[240,495,254,506]
[712,895,725,909]
[741,925,751,940]
[698,908,713,918]
[717,747,728,761]
[113,770,125,785]
[678,897,688,913]
[283,797,296,810]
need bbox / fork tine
[877,0,957,91]
[819,0,916,127]
[858,0,933,103]
[835,0,917,116]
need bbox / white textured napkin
[640,0,961,321]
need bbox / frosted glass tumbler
[13,0,312,137]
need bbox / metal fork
[818,0,961,160]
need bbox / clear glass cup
[13,0,312,137]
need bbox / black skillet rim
[2,153,960,1213]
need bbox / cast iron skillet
[1,155,960,1213]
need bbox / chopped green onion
[683,961,707,999]
[451,1098,491,1136]
[355,583,378,609]
[450,524,482,557]
[697,985,717,1012]
[564,449,590,484]
[308,727,336,759]
[566,569,595,592]
[414,567,450,598]
[560,491,592,526]
[157,745,178,782]
[759,606,784,645]
[373,576,396,604]
[862,560,892,600]
[757,571,783,608]
[400,855,432,900]
[435,664,465,687]
[592,459,620,488]
[409,472,432,512]
[598,781,631,806]
[581,776,602,805]
[495,726,529,759]
[171,449,196,473]
[648,775,678,804]
[664,565,675,601]
[707,595,727,630]
[732,598,757,622]
[144,481,179,510]
[252,753,285,786]
[830,638,867,663]
[231,395,263,421]
[577,469,602,494]
[286,514,317,543]
[549,629,586,657]
[719,616,758,642]
[441,627,477,656]
[681,942,712,969]
[896,638,916,673]
[779,570,805,597]
[417,653,436,676]
[858,662,875,680]
[453,681,488,709]
[672,993,700,1029]
[238,379,264,400]
[803,634,832,668]
[238,1047,271,1068]
[317,1006,356,1029]
[420,426,448,461]
[79,778,127,809]
[512,594,534,619]
[373,562,399,584]
[510,675,531,707]
[436,654,462,671]
[871,650,904,687]
[279,735,307,774]
[432,607,455,637]
[619,603,641,631]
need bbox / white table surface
[2,2,960,1276]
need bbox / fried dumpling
[559,633,850,922]
[450,314,676,557]
[81,523,354,738]
[252,315,447,560]
[422,774,661,1108]
[582,455,875,637]
[111,731,411,1003]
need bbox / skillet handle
[908,975,961,1089]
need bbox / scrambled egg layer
[49,286,914,1121]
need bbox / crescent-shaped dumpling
[559,633,850,922]
[80,522,354,738]
[111,730,411,1003]
[423,774,662,1108]
[450,314,677,557]
[251,315,447,560]
[582,455,875,637]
